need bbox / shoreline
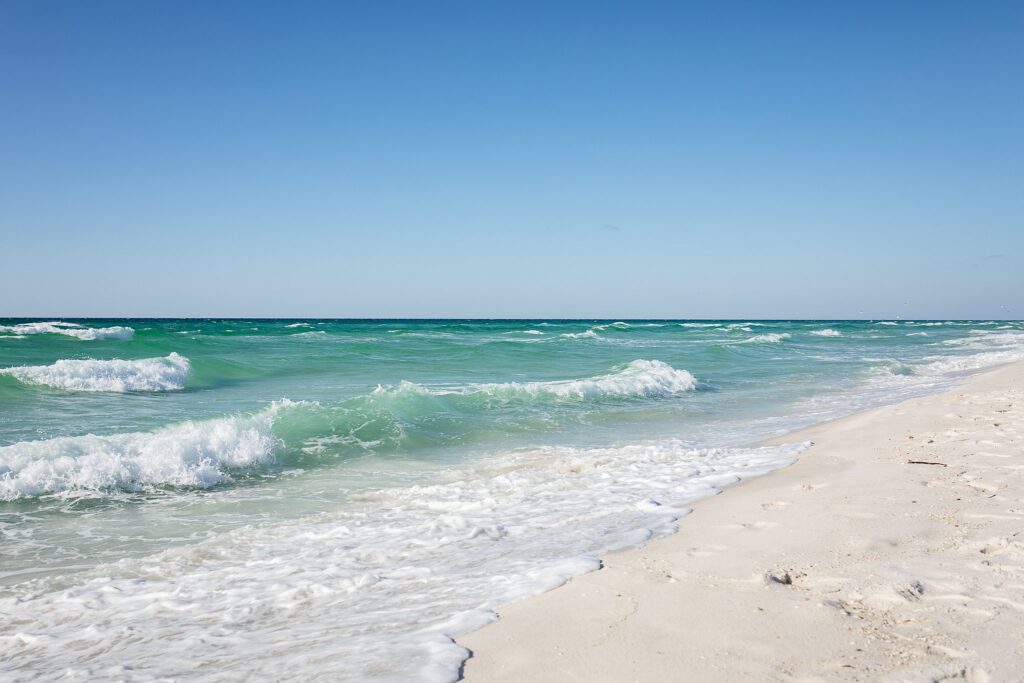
[458,361,1024,681]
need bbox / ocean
[1,319,1022,681]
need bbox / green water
[1,319,1021,680]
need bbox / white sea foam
[809,329,842,337]
[874,335,1024,379]
[942,331,1024,349]
[907,332,928,336]
[376,360,698,401]
[0,437,806,680]
[560,329,600,340]
[285,323,311,328]
[917,350,1024,376]
[0,321,134,340]
[877,321,898,325]
[475,360,697,399]
[0,354,191,392]
[0,402,297,500]
[740,332,790,344]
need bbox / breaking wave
[739,333,790,344]
[375,360,698,401]
[0,321,134,340]
[0,402,298,500]
[560,329,601,340]
[1,354,190,392]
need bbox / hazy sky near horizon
[2,1,1022,318]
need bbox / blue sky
[2,1,1021,318]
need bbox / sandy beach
[460,362,1024,682]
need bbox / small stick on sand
[907,460,948,466]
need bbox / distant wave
[0,402,298,500]
[942,331,1024,349]
[0,353,190,392]
[739,333,790,344]
[0,321,134,340]
[560,329,601,340]
[809,329,842,337]
[375,360,698,401]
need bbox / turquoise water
[1,319,1022,680]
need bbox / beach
[2,320,1023,681]
[460,361,1024,682]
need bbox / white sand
[460,362,1024,682]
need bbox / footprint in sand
[732,521,779,531]
[686,543,728,557]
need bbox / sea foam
[810,329,842,337]
[560,329,601,340]
[0,437,806,680]
[0,321,134,340]
[375,360,698,401]
[472,359,697,398]
[0,402,295,500]
[740,332,791,344]
[0,353,191,392]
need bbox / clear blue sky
[2,1,1021,318]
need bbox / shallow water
[1,319,1022,680]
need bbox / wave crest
[559,330,600,340]
[0,353,190,392]
[0,321,134,340]
[740,333,790,344]
[0,402,299,500]
[376,360,698,401]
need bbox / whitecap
[809,329,842,337]
[0,402,300,500]
[739,333,790,344]
[560,330,600,340]
[374,360,698,401]
[0,321,134,340]
[0,353,190,392]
